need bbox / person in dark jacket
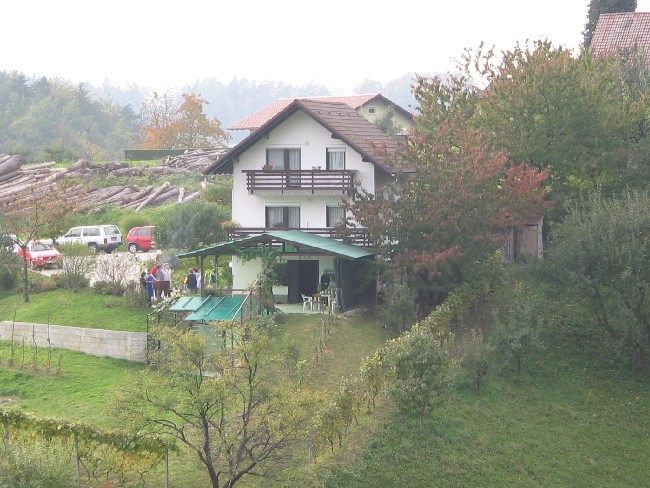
[320,271,331,292]
[185,268,198,294]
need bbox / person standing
[195,270,202,291]
[161,263,173,298]
[145,269,155,306]
[320,271,331,292]
[155,264,165,301]
[185,268,198,294]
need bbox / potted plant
[261,164,273,171]
[312,165,321,170]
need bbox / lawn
[0,289,151,332]
[322,338,650,488]
[0,343,143,427]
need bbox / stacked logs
[162,148,227,173]
[0,155,202,213]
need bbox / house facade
[203,98,414,308]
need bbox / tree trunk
[21,251,29,303]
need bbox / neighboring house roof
[228,93,414,130]
[178,230,376,260]
[591,12,650,58]
[204,99,413,175]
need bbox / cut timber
[135,182,170,212]
[0,155,21,177]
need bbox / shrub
[93,280,126,296]
[54,272,89,291]
[28,273,57,293]
[0,248,20,290]
[119,213,151,235]
[383,277,418,333]
[0,439,71,488]
[124,287,150,309]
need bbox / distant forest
[0,70,419,163]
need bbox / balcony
[244,169,356,195]
[227,227,374,247]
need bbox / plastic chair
[301,294,313,311]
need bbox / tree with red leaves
[349,119,550,308]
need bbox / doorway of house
[287,260,319,303]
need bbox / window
[66,228,82,238]
[266,148,301,170]
[368,106,376,114]
[266,206,300,228]
[83,227,100,237]
[326,148,345,170]
[274,263,289,286]
[326,206,346,227]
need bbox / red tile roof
[228,93,412,130]
[591,12,650,57]
[205,99,414,175]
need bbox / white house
[192,98,415,310]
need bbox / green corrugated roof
[185,296,246,322]
[178,230,375,260]
[168,296,210,312]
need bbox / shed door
[287,260,319,303]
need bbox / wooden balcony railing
[245,169,356,195]
[227,227,374,247]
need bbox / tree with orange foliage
[140,92,230,149]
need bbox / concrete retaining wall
[0,321,148,363]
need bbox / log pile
[0,154,203,213]
[162,148,227,173]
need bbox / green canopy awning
[178,230,375,261]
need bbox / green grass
[322,339,650,488]
[0,289,151,332]
[0,343,143,426]
[4,288,648,487]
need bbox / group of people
[139,261,172,306]
[138,262,217,305]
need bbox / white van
[57,225,122,253]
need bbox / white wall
[0,321,148,363]
[231,110,377,228]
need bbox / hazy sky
[5,1,650,93]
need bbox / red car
[126,226,156,253]
[16,240,63,269]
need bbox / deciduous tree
[117,320,317,488]
[0,182,79,302]
[349,121,550,307]
[543,190,650,370]
[468,41,641,206]
[140,92,230,149]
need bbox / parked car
[56,225,122,253]
[16,239,63,269]
[126,225,156,253]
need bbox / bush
[54,272,89,291]
[93,280,125,296]
[28,273,57,293]
[125,287,150,309]
[0,439,71,488]
[0,248,20,290]
[119,213,151,235]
